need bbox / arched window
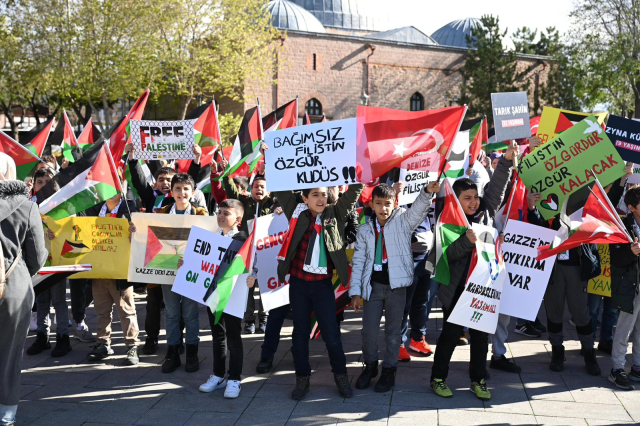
[410,92,424,111]
[305,98,322,116]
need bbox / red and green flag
[61,111,79,162]
[219,106,262,179]
[0,131,44,181]
[109,89,150,162]
[24,117,55,158]
[77,118,101,150]
[469,116,488,166]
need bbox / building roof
[288,0,386,32]
[431,18,482,48]
[364,26,438,45]
[268,0,326,33]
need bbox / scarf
[373,218,387,271]
[99,200,122,218]
[170,202,192,215]
[153,193,169,211]
[277,203,328,275]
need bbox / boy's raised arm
[335,184,364,219]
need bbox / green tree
[0,15,27,142]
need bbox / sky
[370,0,575,40]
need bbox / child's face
[155,173,175,195]
[458,189,480,216]
[251,180,267,201]
[171,182,193,205]
[218,207,241,230]
[302,187,328,216]
[34,175,52,193]
[371,195,394,225]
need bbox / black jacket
[610,213,640,314]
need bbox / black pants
[208,309,243,380]
[145,285,163,340]
[261,304,292,359]
[244,285,267,324]
[431,295,488,383]
[70,279,93,324]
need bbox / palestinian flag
[219,106,262,179]
[23,117,55,157]
[303,111,311,125]
[124,159,154,198]
[469,116,487,166]
[442,131,470,179]
[37,141,123,220]
[77,118,101,150]
[110,89,150,162]
[432,179,470,285]
[494,174,528,231]
[356,105,467,183]
[311,262,352,339]
[61,240,90,258]
[33,265,92,296]
[0,131,44,181]
[536,179,630,260]
[61,111,79,162]
[206,218,257,323]
[144,226,190,269]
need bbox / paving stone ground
[16,289,640,426]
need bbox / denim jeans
[491,313,512,357]
[401,259,431,343]
[289,276,346,376]
[36,279,69,336]
[363,282,406,368]
[70,279,93,324]
[588,293,619,342]
[162,285,199,345]
[209,310,243,380]
[0,403,17,425]
[261,304,291,359]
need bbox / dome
[431,18,482,48]
[288,0,387,32]
[267,0,326,33]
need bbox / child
[198,199,248,398]
[608,186,640,390]
[350,181,440,392]
[428,141,517,401]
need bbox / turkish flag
[356,106,466,182]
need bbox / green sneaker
[430,378,453,398]
[470,379,491,400]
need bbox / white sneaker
[224,380,241,399]
[29,312,37,331]
[199,375,226,393]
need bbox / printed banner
[253,213,291,311]
[588,244,611,297]
[127,213,219,284]
[264,118,357,192]
[398,152,439,206]
[130,119,196,161]
[536,107,607,144]
[172,227,233,304]
[46,217,130,279]
[491,92,531,142]
[519,115,626,220]
[447,224,506,334]
[605,114,640,164]
[500,221,557,320]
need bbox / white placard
[253,213,291,311]
[264,118,357,192]
[500,221,557,320]
[398,152,439,206]
[130,119,196,161]
[628,164,640,184]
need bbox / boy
[350,181,440,392]
[427,141,517,401]
[608,186,640,390]
[78,193,140,365]
[198,199,248,398]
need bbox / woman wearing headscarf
[0,153,47,425]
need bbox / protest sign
[519,115,626,220]
[628,164,640,184]
[264,118,357,192]
[253,213,291,311]
[447,224,506,334]
[500,221,557,320]
[605,114,640,164]
[127,213,219,285]
[397,152,439,206]
[536,107,607,143]
[588,244,611,297]
[171,227,233,304]
[491,92,531,142]
[46,217,130,279]
[130,119,196,161]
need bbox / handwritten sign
[397,152,439,206]
[588,244,611,297]
[500,221,557,320]
[537,107,608,144]
[253,213,291,311]
[491,92,531,142]
[519,115,625,220]
[264,118,357,192]
[130,119,196,161]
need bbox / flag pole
[503,173,519,228]
[105,142,132,219]
[438,105,468,179]
[445,179,471,228]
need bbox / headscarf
[0,152,16,181]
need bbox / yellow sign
[588,244,611,297]
[537,107,608,144]
[45,216,131,279]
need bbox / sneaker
[490,355,521,373]
[29,312,37,331]
[430,378,453,398]
[629,368,640,382]
[609,369,635,390]
[532,318,547,333]
[162,345,181,373]
[256,358,273,374]
[398,345,411,362]
[514,322,541,338]
[123,346,139,365]
[73,324,96,343]
[257,321,267,334]
[224,380,242,399]
[292,375,310,400]
[26,332,51,355]
[374,367,396,393]
[51,334,72,357]
[244,322,255,334]
[409,337,433,356]
[199,375,227,393]
[470,379,491,400]
[87,343,114,361]
[598,340,613,355]
[458,331,469,346]
[143,337,158,355]
[334,373,353,398]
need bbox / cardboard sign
[397,152,439,206]
[588,244,611,297]
[519,115,626,220]
[130,119,196,161]
[537,107,608,144]
[264,118,357,192]
[447,224,506,334]
[500,221,557,320]
[253,213,291,311]
[628,164,640,184]
[127,213,219,284]
[491,92,531,142]
[171,227,233,304]
[46,217,130,279]
[606,114,640,164]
